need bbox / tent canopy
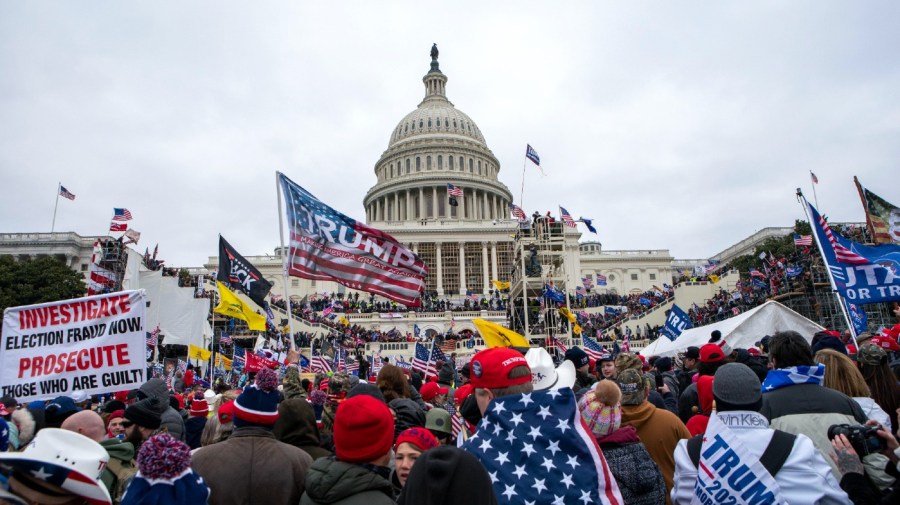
[641,300,824,357]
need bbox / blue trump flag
[845,300,869,336]
[806,198,900,303]
[661,304,692,341]
[639,296,652,306]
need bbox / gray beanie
[712,363,761,411]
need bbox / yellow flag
[558,307,577,323]
[188,344,212,362]
[339,316,349,326]
[573,324,582,335]
[214,281,267,331]
[709,274,720,284]
[491,280,511,291]
[472,319,530,348]
[217,354,233,371]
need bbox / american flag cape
[462,388,623,504]
[278,173,428,307]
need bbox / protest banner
[1,290,147,402]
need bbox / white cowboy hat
[0,428,112,505]
[525,347,577,391]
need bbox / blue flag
[806,199,900,303]
[751,278,769,290]
[845,300,869,336]
[604,306,618,316]
[542,284,566,304]
[581,218,597,234]
[661,304,692,341]
[785,266,804,278]
[639,296,652,306]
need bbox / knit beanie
[189,393,209,418]
[217,400,235,425]
[233,368,280,428]
[578,381,622,438]
[125,397,163,430]
[712,363,762,412]
[120,433,211,505]
[395,427,439,452]
[333,395,394,464]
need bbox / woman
[858,344,900,433]
[377,364,412,402]
[815,348,892,431]
[579,381,666,504]
[392,427,439,491]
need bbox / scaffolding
[86,237,129,295]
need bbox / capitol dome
[364,45,513,225]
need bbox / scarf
[760,364,825,393]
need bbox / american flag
[509,204,527,221]
[582,276,593,289]
[146,326,160,347]
[109,222,127,232]
[621,333,631,353]
[581,333,609,362]
[440,338,458,353]
[334,349,346,372]
[749,268,767,279]
[596,274,607,286]
[462,389,624,504]
[233,346,246,373]
[311,349,332,373]
[793,234,812,246]
[806,200,869,265]
[177,359,188,373]
[525,144,541,166]
[112,208,133,221]
[447,183,463,197]
[279,173,428,307]
[412,342,437,376]
[220,334,233,346]
[810,171,819,184]
[559,206,577,228]
[345,355,359,374]
[551,336,568,353]
[59,185,76,200]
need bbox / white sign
[1,290,147,402]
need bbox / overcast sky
[2,2,898,268]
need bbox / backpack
[686,430,796,476]
[106,457,138,504]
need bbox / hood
[100,437,136,461]
[596,424,640,446]
[273,398,321,449]
[389,399,426,438]
[303,457,393,504]
[282,366,308,401]
[696,375,714,415]
[620,401,657,429]
[397,445,499,505]
[138,379,170,413]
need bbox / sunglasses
[121,420,135,428]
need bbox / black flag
[217,235,273,307]
[448,196,458,207]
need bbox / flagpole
[275,171,297,352]
[797,191,857,346]
[519,160,526,211]
[51,183,61,233]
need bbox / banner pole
[275,172,297,352]
[51,183,61,233]
[519,161,526,212]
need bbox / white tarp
[140,270,210,348]
[641,300,823,357]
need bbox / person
[273,391,332,461]
[829,418,900,504]
[676,346,700,393]
[192,368,313,505]
[816,348,892,430]
[392,427,439,490]
[618,368,690,503]
[760,330,869,478]
[858,343,900,434]
[397,446,498,505]
[652,356,681,402]
[0,428,113,504]
[564,346,594,391]
[424,408,454,445]
[120,433,211,505]
[678,343,727,422]
[580,381,666,504]
[524,346,576,391]
[301,395,397,505]
[598,353,618,381]
[184,392,208,450]
[123,397,164,450]
[672,363,848,504]
[62,410,137,503]
[129,378,186,441]
[107,409,126,439]
[420,382,449,410]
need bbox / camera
[827,424,885,457]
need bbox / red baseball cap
[870,336,900,352]
[454,384,474,406]
[420,382,449,402]
[469,347,530,390]
[699,343,725,363]
[746,348,761,357]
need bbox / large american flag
[447,183,463,197]
[112,208,133,221]
[509,204,527,221]
[581,333,610,362]
[559,206,577,228]
[463,389,624,504]
[59,185,75,200]
[279,173,428,307]
[806,200,869,265]
[311,349,333,373]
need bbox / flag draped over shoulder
[462,388,623,504]
[855,177,900,245]
[278,173,427,307]
[214,281,267,331]
[805,198,900,304]
[218,236,273,307]
[472,319,530,348]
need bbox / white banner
[1,290,147,402]
[691,412,784,505]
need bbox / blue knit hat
[120,433,210,505]
[233,368,280,428]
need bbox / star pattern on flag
[462,388,622,504]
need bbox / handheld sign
[1,290,147,402]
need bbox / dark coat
[192,426,313,505]
[273,397,332,461]
[300,457,395,505]
[597,425,667,505]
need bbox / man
[677,343,726,423]
[564,346,594,391]
[471,347,533,415]
[123,397,163,450]
[652,356,680,402]
[129,378,185,441]
[676,346,699,393]
[194,368,313,505]
[62,410,137,503]
[618,368,690,503]
[759,330,869,478]
[672,363,848,504]
[301,395,396,505]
